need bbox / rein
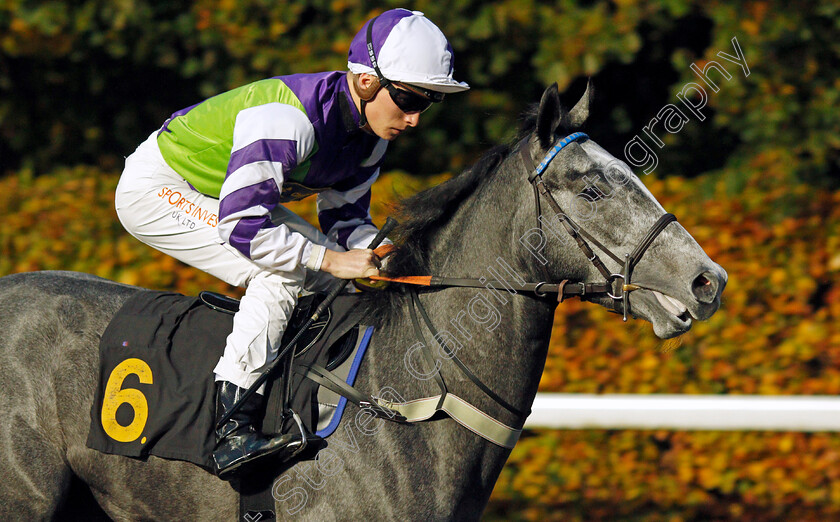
[371,274,611,302]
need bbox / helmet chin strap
[355,15,390,135]
[352,72,380,134]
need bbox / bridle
[518,132,677,321]
[354,132,681,446]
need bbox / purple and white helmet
[348,9,470,94]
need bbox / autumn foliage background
[2,1,839,520]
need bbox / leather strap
[534,179,616,279]
[410,289,525,417]
[518,137,537,174]
[295,362,406,422]
[295,328,523,448]
[373,244,397,258]
[629,213,677,269]
[407,290,448,410]
[295,339,522,448]
[371,275,433,286]
[375,393,522,448]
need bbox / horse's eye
[580,185,604,202]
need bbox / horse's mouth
[633,289,693,339]
[651,290,693,324]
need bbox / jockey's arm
[217,104,329,274]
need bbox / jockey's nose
[406,112,420,127]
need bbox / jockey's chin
[385,127,406,140]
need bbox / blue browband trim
[532,132,589,179]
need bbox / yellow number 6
[101,358,153,443]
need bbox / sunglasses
[382,81,445,114]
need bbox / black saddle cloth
[86,289,363,470]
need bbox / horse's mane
[382,145,507,277]
[359,107,540,324]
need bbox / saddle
[86,288,376,471]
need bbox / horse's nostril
[692,271,719,303]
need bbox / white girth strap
[375,393,522,448]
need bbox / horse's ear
[567,79,593,128]
[536,83,561,149]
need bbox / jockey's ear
[536,83,561,149]
[351,72,381,101]
[568,80,593,128]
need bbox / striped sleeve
[316,139,391,250]
[218,103,319,272]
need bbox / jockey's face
[354,73,422,141]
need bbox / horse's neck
[410,173,557,425]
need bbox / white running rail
[525,394,840,431]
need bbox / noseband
[518,132,677,321]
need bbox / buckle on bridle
[607,273,638,322]
[606,274,626,300]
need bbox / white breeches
[115,132,341,392]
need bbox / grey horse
[0,84,725,520]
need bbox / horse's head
[517,83,727,338]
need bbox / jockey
[114,8,468,478]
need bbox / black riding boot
[212,381,299,478]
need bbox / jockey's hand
[320,248,381,280]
